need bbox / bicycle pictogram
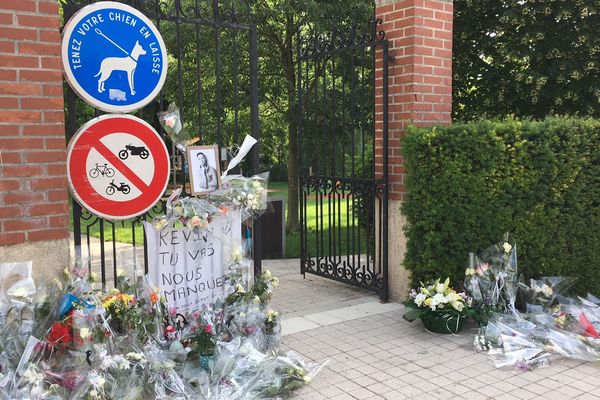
[88,163,115,178]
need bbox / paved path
[266,259,600,400]
[69,237,600,400]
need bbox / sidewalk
[266,259,600,400]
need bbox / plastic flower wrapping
[464,235,600,371]
[464,233,519,326]
[157,102,198,147]
[153,172,269,232]
[0,257,323,398]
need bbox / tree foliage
[239,0,373,230]
[453,0,600,120]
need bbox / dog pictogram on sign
[61,1,167,113]
[67,114,170,220]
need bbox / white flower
[541,284,553,297]
[23,366,44,385]
[414,293,427,307]
[235,283,246,294]
[89,371,105,388]
[450,301,464,312]
[80,327,92,340]
[116,268,126,277]
[266,309,278,321]
[231,248,242,263]
[113,355,130,370]
[431,293,448,307]
[271,277,279,287]
[263,270,272,280]
[252,296,261,304]
[153,218,168,230]
[503,242,512,253]
[90,389,98,398]
[126,352,146,362]
[465,268,475,276]
[303,375,312,383]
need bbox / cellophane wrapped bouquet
[0,172,324,399]
[465,235,600,371]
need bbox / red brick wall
[375,0,453,200]
[0,0,69,246]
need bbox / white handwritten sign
[144,210,241,314]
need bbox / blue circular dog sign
[61,1,168,113]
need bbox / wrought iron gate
[63,0,261,286]
[297,20,389,301]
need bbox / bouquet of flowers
[157,102,198,146]
[517,276,576,313]
[403,277,474,334]
[464,234,519,326]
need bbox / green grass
[71,181,370,259]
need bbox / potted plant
[188,323,216,371]
[403,278,474,334]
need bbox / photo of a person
[187,145,221,195]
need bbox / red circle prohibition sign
[67,114,170,220]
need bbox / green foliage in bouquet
[225,269,279,305]
[402,117,600,295]
[188,324,216,356]
[263,366,312,397]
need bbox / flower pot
[199,354,214,371]
[421,314,465,334]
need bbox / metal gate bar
[297,20,389,300]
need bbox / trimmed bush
[402,117,600,296]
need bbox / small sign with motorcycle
[66,114,170,220]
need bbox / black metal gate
[297,20,389,301]
[62,0,261,286]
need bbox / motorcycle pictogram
[106,180,131,195]
[89,163,115,178]
[119,144,149,160]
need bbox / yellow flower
[424,298,433,306]
[121,294,133,305]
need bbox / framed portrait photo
[187,145,222,195]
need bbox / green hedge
[401,117,600,296]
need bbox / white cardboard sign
[144,211,241,314]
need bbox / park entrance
[297,20,389,301]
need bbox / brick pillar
[375,0,453,301]
[0,0,70,280]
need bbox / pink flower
[203,325,213,334]
[164,116,177,128]
[476,263,490,276]
[169,307,177,316]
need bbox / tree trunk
[286,119,299,232]
[284,15,299,232]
